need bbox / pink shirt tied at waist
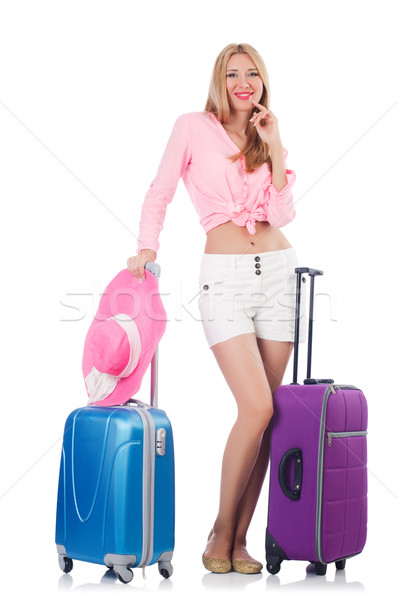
[136,111,297,258]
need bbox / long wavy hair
[204,43,271,173]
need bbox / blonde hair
[204,43,271,173]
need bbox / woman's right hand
[127,249,156,282]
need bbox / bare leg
[231,339,294,562]
[203,333,274,562]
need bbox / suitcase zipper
[327,430,368,446]
[329,384,341,394]
[315,384,364,564]
[134,408,155,570]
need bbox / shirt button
[255,256,260,262]
[255,263,260,268]
[255,270,261,275]
[203,284,209,290]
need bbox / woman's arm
[268,140,287,192]
[136,114,192,257]
[250,102,296,228]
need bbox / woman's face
[225,53,264,114]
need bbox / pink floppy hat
[82,268,167,407]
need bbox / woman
[127,43,306,574]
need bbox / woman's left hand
[249,101,281,148]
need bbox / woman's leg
[203,332,274,562]
[231,338,294,561]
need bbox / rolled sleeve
[262,147,296,228]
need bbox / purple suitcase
[266,268,368,576]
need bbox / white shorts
[197,247,307,349]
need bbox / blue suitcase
[55,264,175,583]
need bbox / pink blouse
[136,111,296,258]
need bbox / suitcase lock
[156,428,166,456]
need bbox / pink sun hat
[82,268,167,407]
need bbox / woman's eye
[226,72,259,78]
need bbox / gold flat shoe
[202,553,232,574]
[232,558,263,574]
[203,529,231,573]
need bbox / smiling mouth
[234,92,254,99]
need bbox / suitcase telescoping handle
[292,267,334,386]
[145,262,160,408]
[128,261,160,409]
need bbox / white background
[0,0,396,597]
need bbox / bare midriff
[204,220,292,254]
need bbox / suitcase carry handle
[278,448,303,500]
[292,267,334,386]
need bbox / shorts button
[255,262,260,268]
[203,284,209,290]
[255,270,261,275]
[255,256,260,262]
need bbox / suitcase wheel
[58,555,73,574]
[115,566,134,584]
[314,562,327,576]
[266,556,282,575]
[335,559,346,571]
[158,561,173,578]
